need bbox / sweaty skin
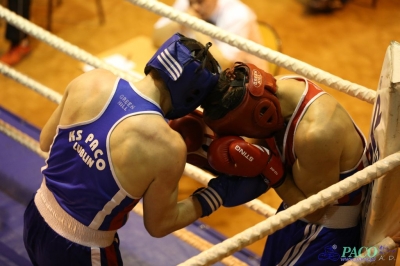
[272,76,364,222]
[40,68,203,237]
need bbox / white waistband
[34,179,116,247]
[300,204,362,229]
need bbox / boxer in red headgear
[200,62,286,188]
[201,61,369,266]
[203,62,284,139]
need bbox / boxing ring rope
[0,118,48,159]
[0,61,62,104]
[0,3,399,266]
[126,0,376,105]
[178,154,400,265]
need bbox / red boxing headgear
[204,62,284,138]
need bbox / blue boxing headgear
[145,33,220,119]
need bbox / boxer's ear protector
[204,62,284,139]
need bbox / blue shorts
[23,199,123,266]
[261,203,361,266]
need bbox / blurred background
[0,0,399,259]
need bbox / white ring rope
[0,4,398,266]
[0,119,48,159]
[0,62,62,104]
[178,154,400,265]
[126,0,376,104]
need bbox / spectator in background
[152,0,268,71]
[1,0,32,65]
[306,0,348,13]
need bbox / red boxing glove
[207,136,285,188]
[169,110,216,172]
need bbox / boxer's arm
[274,173,307,207]
[293,129,342,197]
[40,88,69,152]
[274,173,330,223]
[141,128,203,238]
[280,129,342,222]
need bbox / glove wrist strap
[192,187,222,217]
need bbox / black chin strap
[195,42,213,73]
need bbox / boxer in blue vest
[23,33,275,266]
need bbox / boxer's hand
[169,110,215,172]
[207,136,285,188]
[192,174,269,217]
